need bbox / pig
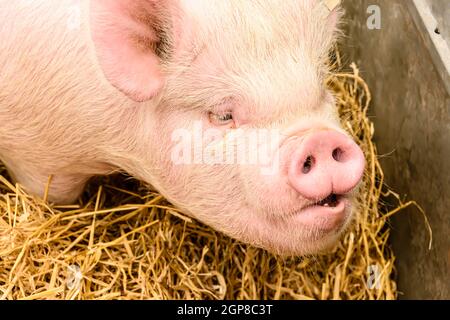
[0,0,365,255]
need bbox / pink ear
[90,0,166,102]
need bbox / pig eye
[208,111,235,127]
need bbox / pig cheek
[237,139,300,215]
[145,118,192,199]
[157,123,239,212]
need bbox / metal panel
[342,0,450,299]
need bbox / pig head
[0,0,364,255]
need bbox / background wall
[341,0,449,299]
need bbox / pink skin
[288,130,366,200]
[0,0,364,255]
[287,130,365,231]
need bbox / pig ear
[90,0,167,102]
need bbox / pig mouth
[290,193,349,232]
[284,193,346,217]
[314,193,341,208]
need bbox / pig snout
[288,130,365,201]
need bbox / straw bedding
[0,58,424,300]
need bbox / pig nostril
[332,148,344,162]
[302,156,314,174]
